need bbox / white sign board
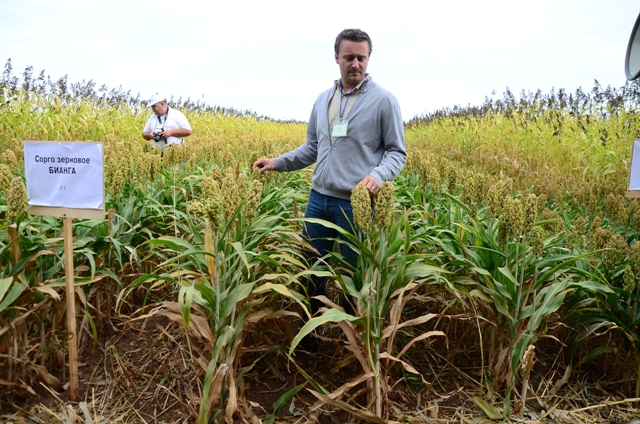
[24,141,105,218]
[629,140,640,193]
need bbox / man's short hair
[334,29,372,57]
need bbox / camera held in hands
[153,131,163,142]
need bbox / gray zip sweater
[273,77,407,200]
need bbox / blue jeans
[302,189,357,314]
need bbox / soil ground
[2,294,640,423]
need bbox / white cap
[148,94,166,107]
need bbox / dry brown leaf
[337,320,371,372]
[382,313,438,339]
[310,371,374,411]
[245,309,298,323]
[32,363,63,390]
[308,387,398,424]
[225,375,238,423]
[74,285,87,307]
[205,363,228,419]
[313,294,340,310]
[396,330,446,360]
[65,404,80,423]
[379,352,420,375]
[35,284,61,301]
[550,365,572,396]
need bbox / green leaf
[403,263,448,281]
[146,236,197,252]
[497,266,518,302]
[0,277,13,303]
[0,279,27,314]
[537,252,595,283]
[231,241,251,273]
[178,283,196,329]
[529,280,572,331]
[512,333,535,372]
[272,382,306,413]
[290,308,360,354]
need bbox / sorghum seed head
[0,164,12,194]
[374,181,395,230]
[631,241,640,274]
[503,197,524,238]
[351,183,373,232]
[1,150,18,172]
[6,177,29,224]
[623,265,636,294]
[243,179,263,227]
[530,225,545,257]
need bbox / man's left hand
[360,175,380,195]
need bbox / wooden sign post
[23,141,105,401]
[63,217,78,400]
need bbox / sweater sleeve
[273,98,320,172]
[369,95,407,183]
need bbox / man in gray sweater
[253,28,407,319]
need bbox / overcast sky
[1,1,638,122]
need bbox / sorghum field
[2,59,640,423]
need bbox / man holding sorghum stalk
[253,29,407,318]
[142,94,192,153]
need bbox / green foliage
[3,62,640,418]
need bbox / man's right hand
[253,158,275,174]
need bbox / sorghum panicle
[617,199,631,225]
[211,167,223,185]
[0,164,12,194]
[566,216,586,249]
[202,177,218,200]
[473,173,487,205]
[351,183,372,232]
[630,241,640,274]
[374,181,395,230]
[461,175,476,209]
[623,265,636,295]
[530,225,545,257]
[540,208,563,236]
[1,150,18,172]
[221,172,246,220]
[6,177,29,224]
[486,182,502,217]
[446,165,459,193]
[604,193,619,222]
[590,226,613,251]
[602,233,629,271]
[205,198,224,232]
[503,197,524,239]
[497,218,508,246]
[243,179,263,226]
[586,214,604,248]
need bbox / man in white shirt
[142,94,192,153]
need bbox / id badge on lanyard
[332,120,348,137]
[332,87,351,138]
